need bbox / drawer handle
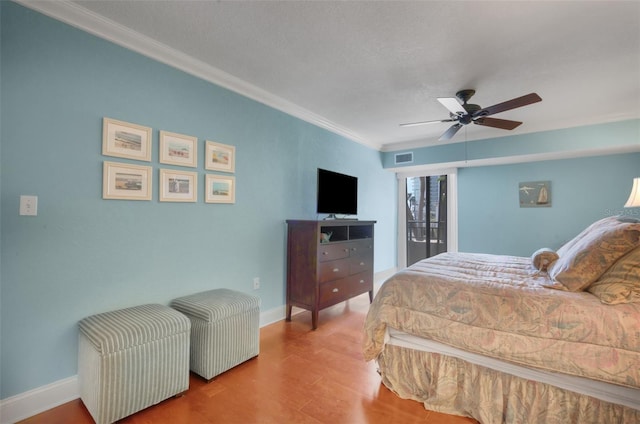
[359,279,365,284]
[360,262,365,266]
[352,247,357,252]
[333,268,340,273]
[332,288,339,293]
[344,248,349,252]
[322,251,328,255]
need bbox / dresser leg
[312,309,318,330]
[286,304,292,321]
[368,290,373,303]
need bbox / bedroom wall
[382,120,639,257]
[0,2,397,401]
[457,152,640,256]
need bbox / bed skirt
[377,344,640,424]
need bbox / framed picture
[159,169,197,202]
[519,181,551,208]
[102,117,152,161]
[205,141,235,173]
[159,130,197,167]
[205,174,235,204]
[103,161,152,200]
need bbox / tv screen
[317,168,358,216]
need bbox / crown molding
[15,0,377,150]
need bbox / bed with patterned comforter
[363,216,640,423]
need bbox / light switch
[19,195,38,216]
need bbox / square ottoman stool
[78,304,190,424]
[170,288,260,380]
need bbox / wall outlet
[253,277,260,290]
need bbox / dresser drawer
[319,273,373,308]
[349,272,372,291]
[348,240,374,258]
[350,256,372,275]
[318,243,350,262]
[318,258,350,283]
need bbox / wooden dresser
[285,220,375,329]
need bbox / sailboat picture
[519,181,552,208]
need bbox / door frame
[397,168,458,268]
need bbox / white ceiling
[22,0,640,151]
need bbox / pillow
[587,246,640,304]
[556,216,631,257]
[547,216,640,291]
[531,248,559,272]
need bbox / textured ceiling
[24,1,640,151]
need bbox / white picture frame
[159,169,198,202]
[205,174,235,204]
[205,140,235,173]
[102,161,152,200]
[102,117,152,162]
[159,130,198,168]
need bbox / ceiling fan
[400,89,542,141]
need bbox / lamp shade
[625,177,640,208]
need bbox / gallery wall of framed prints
[101,117,236,204]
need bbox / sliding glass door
[405,175,448,266]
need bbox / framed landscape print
[102,117,152,162]
[159,169,197,202]
[205,140,235,173]
[103,161,152,200]
[159,130,197,168]
[205,174,235,204]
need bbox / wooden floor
[20,294,478,424]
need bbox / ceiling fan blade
[474,93,542,117]
[399,118,455,128]
[438,123,463,141]
[474,117,522,130]
[437,97,466,115]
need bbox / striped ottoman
[77,304,190,424]
[170,288,260,380]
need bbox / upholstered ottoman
[170,288,260,380]
[77,304,190,424]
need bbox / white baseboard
[0,269,398,423]
[0,375,78,424]
[259,305,287,327]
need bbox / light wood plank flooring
[20,294,478,424]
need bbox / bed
[363,216,640,423]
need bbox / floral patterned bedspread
[363,252,640,389]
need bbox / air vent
[395,152,413,164]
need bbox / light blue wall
[0,2,397,398]
[383,120,639,257]
[458,152,640,256]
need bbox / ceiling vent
[395,152,413,164]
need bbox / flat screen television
[316,168,358,218]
